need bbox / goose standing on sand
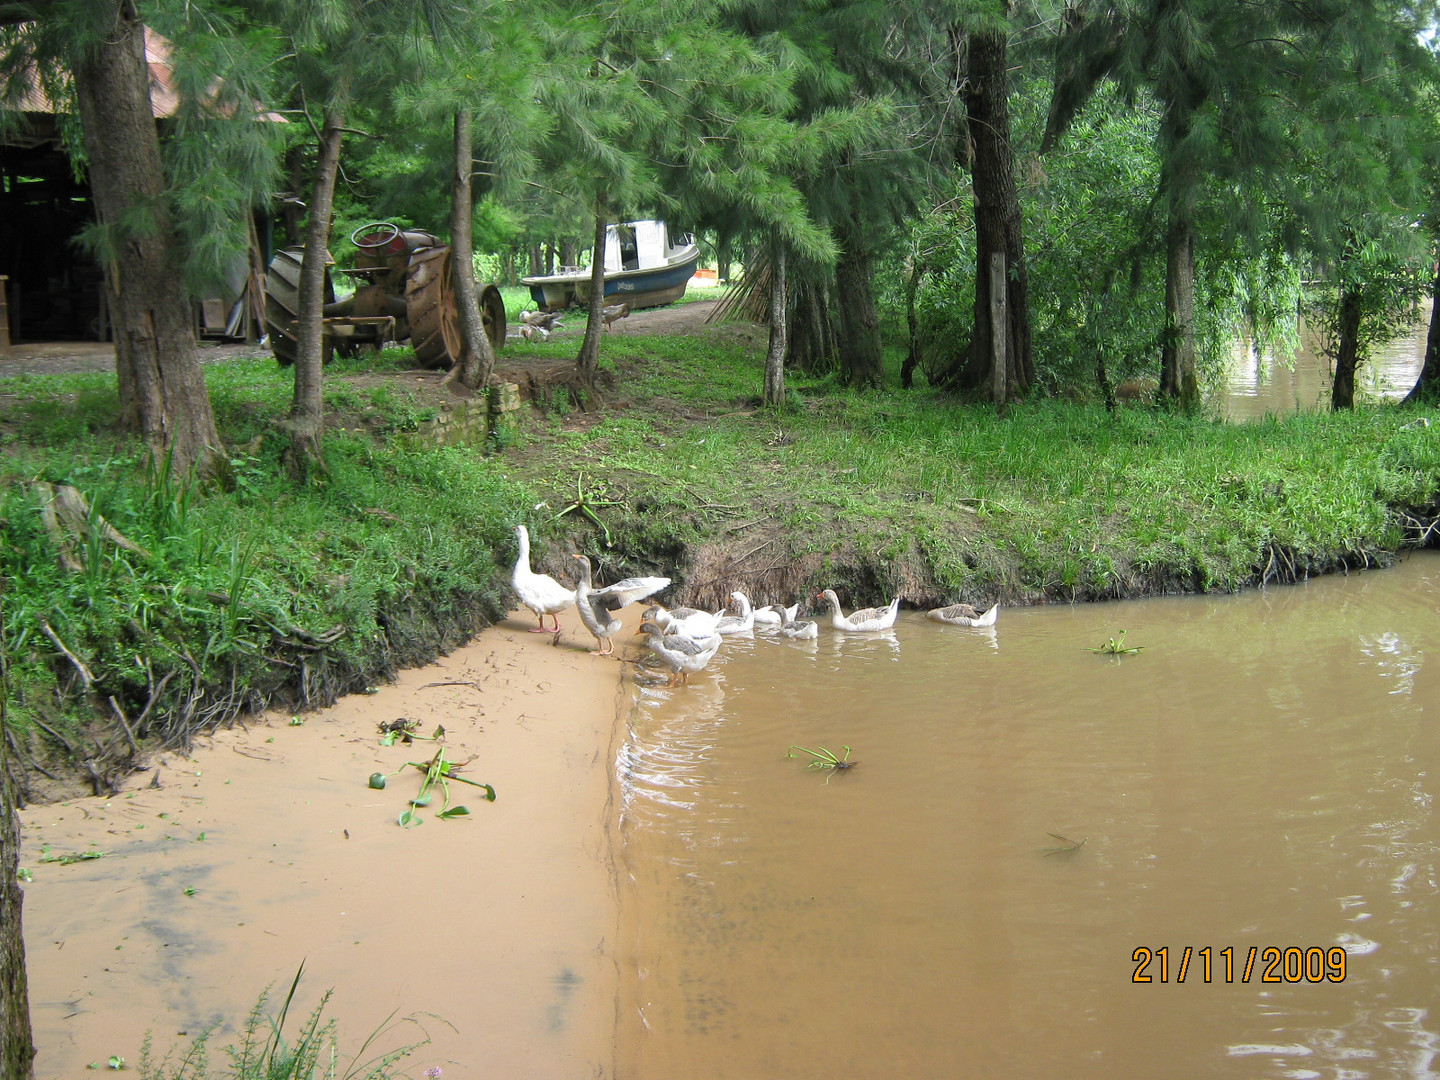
[816,589,900,632]
[511,525,574,633]
[572,554,671,655]
[925,602,999,628]
[636,619,722,687]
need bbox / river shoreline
[18,609,630,1079]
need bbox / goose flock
[510,525,999,688]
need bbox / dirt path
[0,299,724,377]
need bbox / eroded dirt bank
[19,610,630,1079]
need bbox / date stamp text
[1131,946,1347,983]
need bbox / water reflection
[614,553,1440,1080]
[1222,303,1429,419]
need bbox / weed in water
[787,744,858,777]
[1088,630,1144,655]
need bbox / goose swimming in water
[816,589,900,632]
[752,601,799,630]
[714,591,756,635]
[925,602,999,628]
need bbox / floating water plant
[39,845,107,865]
[378,718,444,746]
[787,744,858,774]
[1088,630,1143,655]
[370,747,496,827]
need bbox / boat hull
[523,250,700,312]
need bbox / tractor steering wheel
[351,221,401,249]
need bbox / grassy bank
[503,326,1440,609]
[3,320,1439,793]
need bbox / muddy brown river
[614,553,1440,1079]
[21,552,1440,1078]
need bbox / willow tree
[1405,255,1440,404]
[1042,0,1429,411]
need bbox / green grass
[0,358,538,776]
[3,318,1438,784]
[499,330,1440,603]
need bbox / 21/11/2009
[1131,945,1347,983]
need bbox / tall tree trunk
[953,18,1032,399]
[834,213,883,389]
[73,0,221,479]
[282,143,307,247]
[285,108,343,482]
[901,253,923,389]
[1331,281,1364,410]
[1159,211,1199,409]
[787,271,838,375]
[560,240,578,270]
[763,244,788,408]
[574,189,608,385]
[446,110,496,393]
[0,595,36,1080]
[1403,259,1440,404]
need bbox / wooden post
[0,276,10,354]
[988,251,1007,407]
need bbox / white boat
[522,220,700,312]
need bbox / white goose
[773,612,819,640]
[511,525,574,633]
[636,619,722,687]
[925,602,999,628]
[714,591,756,635]
[642,603,723,637]
[816,589,900,632]
[752,601,799,630]
[573,554,670,655]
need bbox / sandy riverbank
[19,609,632,1079]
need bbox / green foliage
[0,359,533,757]
[501,327,1440,602]
[788,744,857,774]
[136,966,424,1079]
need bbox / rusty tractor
[264,222,506,368]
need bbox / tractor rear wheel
[405,246,508,369]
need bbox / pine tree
[246,0,460,478]
[1,1,274,478]
[936,3,1033,399]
